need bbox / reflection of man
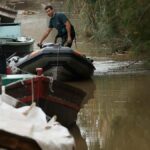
[38,5,75,47]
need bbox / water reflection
[70,124,88,150]
[77,73,150,150]
[66,79,96,106]
[66,79,96,150]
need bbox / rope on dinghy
[55,43,61,80]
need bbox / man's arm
[65,20,72,43]
[39,28,52,45]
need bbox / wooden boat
[0,23,34,58]
[7,44,95,81]
[5,75,86,127]
[0,4,17,23]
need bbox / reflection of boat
[7,44,95,81]
[0,4,17,23]
[67,79,96,106]
[5,75,86,127]
[0,23,34,58]
[69,124,88,150]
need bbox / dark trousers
[55,26,76,47]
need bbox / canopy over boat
[0,4,17,23]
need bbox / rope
[55,44,61,80]
[47,76,54,93]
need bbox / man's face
[46,8,54,17]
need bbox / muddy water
[16,11,57,49]
[72,73,150,150]
[7,2,150,150]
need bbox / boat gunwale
[17,50,95,70]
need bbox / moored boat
[0,23,34,58]
[5,75,86,127]
[7,44,95,81]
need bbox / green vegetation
[65,0,150,55]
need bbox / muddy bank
[1,0,43,10]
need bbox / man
[38,5,75,47]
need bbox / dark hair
[45,5,53,10]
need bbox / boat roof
[0,4,17,20]
[0,22,21,38]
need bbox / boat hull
[11,46,95,80]
[5,76,86,127]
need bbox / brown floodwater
[4,1,150,149]
[70,73,150,150]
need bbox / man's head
[45,5,54,17]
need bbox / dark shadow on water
[66,79,96,150]
[66,78,96,106]
[69,123,88,150]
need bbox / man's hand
[37,43,43,48]
[38,28,52,48]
